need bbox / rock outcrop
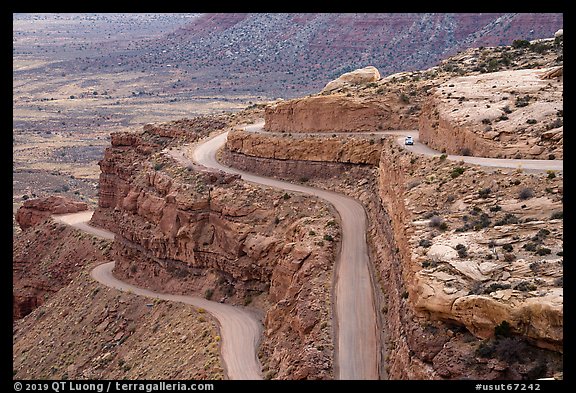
[263,94,417,133]
[375,138,563,377]
[321,65,380,93]
[16,195,88,230]
[419,67,563,159]
[226,128,383,165]
[90,118,337,379]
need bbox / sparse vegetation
[518,187,534,200]
[451,166,465,178]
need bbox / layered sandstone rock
[376,137,563,376]
[90,119,336,379]
[226,128,383,165]
[263,94,417,133]
[419,67,563,159]
[16,195,88,230]
[321,65,380,93]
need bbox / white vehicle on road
[404,136,414,145]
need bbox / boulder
[321,66,380,93]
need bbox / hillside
[68,13,563,98]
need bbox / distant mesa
[321,65,381,94]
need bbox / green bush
[451,166,466,178]
[512,39,530,49]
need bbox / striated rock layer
[90,118,336,379]
[263,94,418,133]
[226,128,383,165]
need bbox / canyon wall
[90,121,336,379]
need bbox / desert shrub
[282,192,291,200]
[489,205,502,212]
[323,234,334,242]
[546,170,556,179]
[515,95,531,107]
[494,320,512,337]
[518,187,534,200]
[526,118,537,125]
[421,259,438,268]
[494,336,527,362]
[512,39,530,49]
[476,340,496,358]
[460,147,472,156]
[502,243,513,252]
[478,188,492,198]
[529,42,548,53]
[484,282,511,294]
[429,216,448,231]
[468,281,483,295]
[439,153,447,160]
[514,281,537,292]
[399,93,410,103]
[473,213,491,230]
[456,245,468,258]
[536,247,551,256]
[451,166,465,178]
[550,211,563,220]
[523,242,538,252]
[533,228,550,240]
[495,213,519,226]
[470,206,482,216]
[419,239,433,248]
[503,253,516,262]
[204,288,214,300]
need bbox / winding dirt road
[192,132,380,380]
[53,117,562,381]
[90,262,263,380]
[243,120,563,173]
[53,211,263,380]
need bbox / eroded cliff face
[264,94,418,133]
[90,117,337,379]
[376,139,563,379]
